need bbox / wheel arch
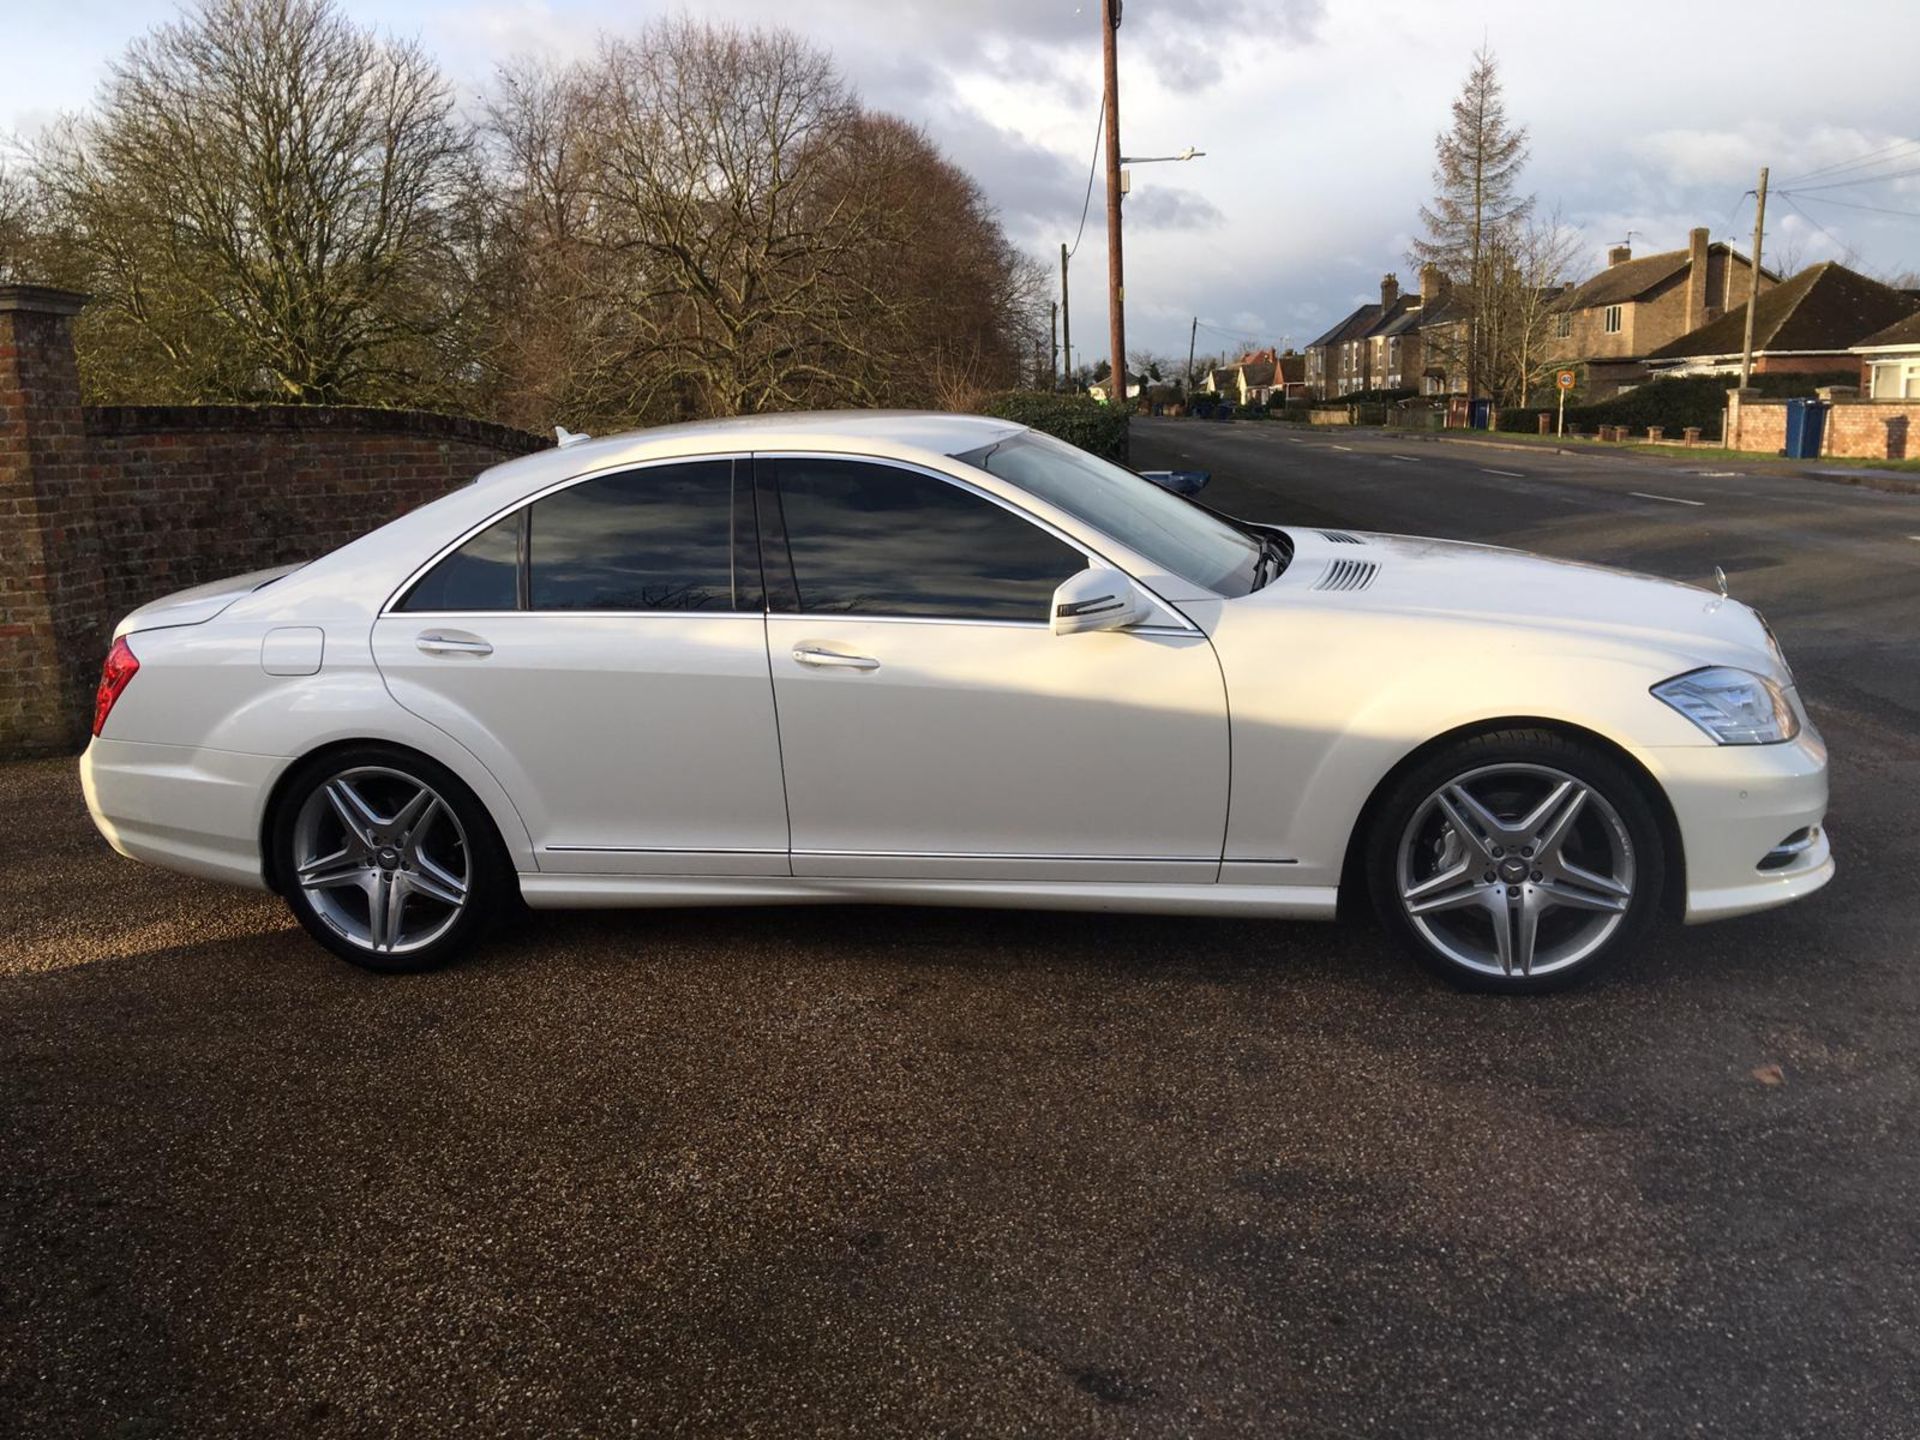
[259,736,523,899]
[1334,716,1686,923]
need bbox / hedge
[1496,371,1861,440]
[1323,387,1417,406]
[979,391,1129,462]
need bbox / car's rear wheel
[272,747,510,973]
[1368,729,1667,993]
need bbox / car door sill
[519,874,1339,919]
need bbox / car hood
[1256,528,1782,675]
[114,562,307,638]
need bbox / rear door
[372,457,790,875]
[756,454,1230,883]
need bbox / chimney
[1608,244,1633,267]
[1418,263,1447,305]
[1683,226,1711,329]
[1380,273,1399,310]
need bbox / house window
[1871,361,1920,399]
[1555,314,1571,339]
[1603,305,1623,335]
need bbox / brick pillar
[0,286,102,755]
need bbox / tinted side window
[397,513,520,612]
[767,459,1081,622]
[530,460,738,612]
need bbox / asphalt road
[3,423,1918,1438]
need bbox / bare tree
[1410,46,1532,398]
[0,161,37,283]
[471,27,1047,429]
[32,0,469,403]
[1493,212,1588,405]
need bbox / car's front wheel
[272,747,511,972]
[1368,729,1667,992]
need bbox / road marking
[1330,444,1354,452]
[1481,467,1526,478]
[1390,454,1421,463]
[1690,470,1743,477]
[1631,491,1706,507]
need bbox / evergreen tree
[1411,47,1532,398]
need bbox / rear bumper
[1642,727,1834,923]
[80,737,285,890]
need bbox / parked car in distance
[81,412,1832,991]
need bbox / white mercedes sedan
[80,412,1832,991]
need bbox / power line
[1787,163,1920,194]
[1781,192,1920,220]
[1779,135,1920,187]
[1065,95,1106,261]
[1778,194,1856,262]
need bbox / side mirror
[1051,566,1148,636]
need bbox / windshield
[956,431,1263,595]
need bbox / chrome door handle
[416,631,493,657]
[792,646,879,671]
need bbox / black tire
[1366,728,1668,994]
[270,744,514,973]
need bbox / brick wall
[0,287,545,756]
[1725,391,1920,461]
[82,406,543,635]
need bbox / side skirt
[517,874,1340,920]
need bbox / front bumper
[80,737,286,890]
[1641,724,1834,923]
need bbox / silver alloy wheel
[291,766,471,956]
[1395,762,1635,979]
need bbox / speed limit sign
[1556,370,1576,391]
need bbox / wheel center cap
[1500,856,1529,883]
[376,846,402,870]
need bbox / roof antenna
[1714,565,1729,598]
[555,425,591,448]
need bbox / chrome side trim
[518,873,1342,920]
[794,848,1218,863]
[544,845,785,855]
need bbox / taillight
[92,636,140,736]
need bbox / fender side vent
[1316,529,1365,544]
[1312,559,1380,592]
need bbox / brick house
[1304,299,1382,399]
[1547,228,1772,395]
[1852,310,1920,399]
[1645,261,1920,381]
[1361,275,1424,393]
[1220,348,1307,405]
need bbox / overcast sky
[9,0,1918,365]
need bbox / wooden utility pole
[1186,316,1198,394]
[1060,242,1072,389]
[1050,302,1059,390]
[1739,166,1769,388]
[1101,0,1126,408]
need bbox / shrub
[1327,387,1417,406]
[980,391,1129,462]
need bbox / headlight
[1653,667,1799,744]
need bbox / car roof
[473,410,1028,489]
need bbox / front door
[756,455,1230,883]
[373,457,790,876]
